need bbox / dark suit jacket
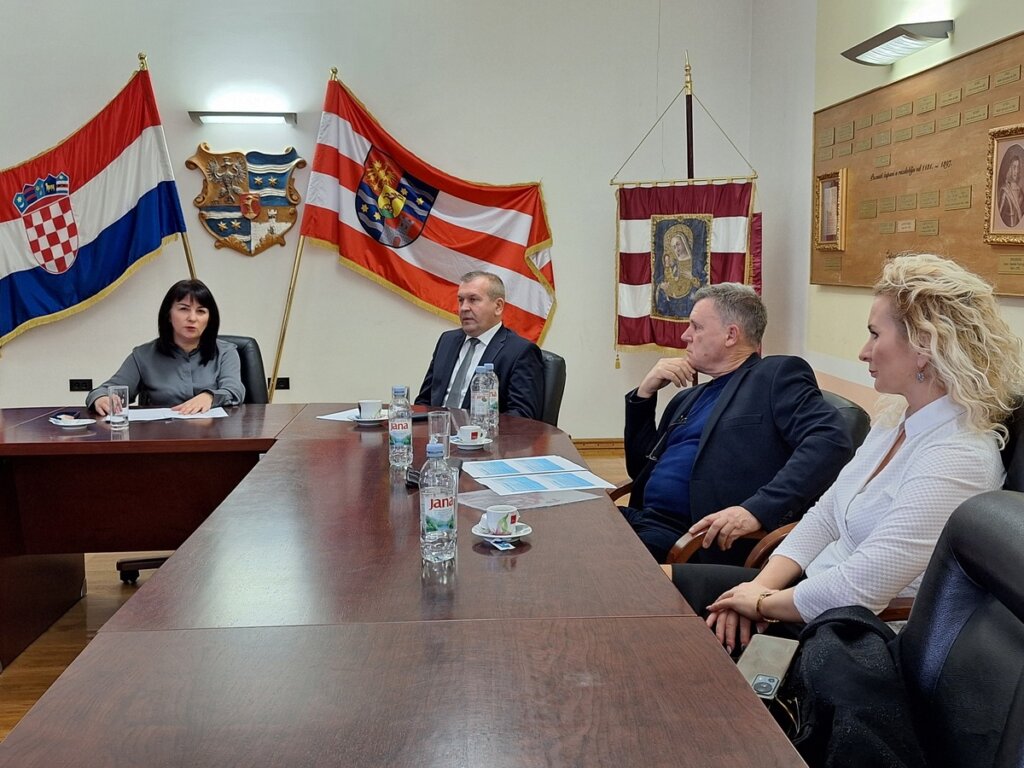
[415,326,544,419]
[624,353,853,533]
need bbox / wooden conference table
[0,404,802,766]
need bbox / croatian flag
[0,70,186,346]
[301,79,555,343]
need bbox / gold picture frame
[813,169,846,251]
[985,123,1024,244]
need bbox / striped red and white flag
[301,79,555,343]
[615,182,761,351]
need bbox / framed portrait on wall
[813,169,846,251]
[985,124,1024,244]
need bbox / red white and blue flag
[301,79,555,343]
[0,70,186,346]
[616,181,761,351]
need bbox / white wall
[1,0,817,437]
[808,0,1024,383]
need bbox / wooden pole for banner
[181,232,198,280]
[138,52,197,280]
[268,235,306,402]
[685,52,694,180]
[683,54,697,387]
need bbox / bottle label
[389,422,411,446]
[422,491,456,532]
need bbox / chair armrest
[878,597,914,622]
[743,523,798,569]
[667,529,768,565]
[608,480,633,503]
[666,532,705,564]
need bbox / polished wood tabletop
[0,403,305,455]
[0,618,802,767]
[0,404,802,766]
[104,434,692,631]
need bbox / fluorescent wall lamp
[842,20,954,66]
[188,111,297,125]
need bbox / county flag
[615,181,761,351]
[301,79,555,343]
[0,70,186,346]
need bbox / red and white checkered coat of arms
[12,172,80,274]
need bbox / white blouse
[773,396,1003,621]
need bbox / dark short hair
[459,271,505,301]
[156,280,221,364]
[693,283,767,345]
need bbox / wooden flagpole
[268,234,306,401]
[138,52,197,281]
[685,52,694,180]
[267,66,340,401]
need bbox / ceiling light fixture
[188,111,297,125]
[842,20,954,66]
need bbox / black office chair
[891,491,1024,767]
[821,389,871,450]
[540,349,566,427]
[117,335,268,584]
[219,334,270,404]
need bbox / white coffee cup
[484,504,519,535]
[457,425,484,443]
[358,399,383,419]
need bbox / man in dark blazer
[622,283,853,565]
[416,271,544,419]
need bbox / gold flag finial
[138,52,148,71]
[684,51,692,96]
[330,67,339,82]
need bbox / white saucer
[351,410,389,425]
[471,521,532,541]
[49,417,96,428]
[451,436,492,450]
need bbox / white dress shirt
[443,323,502,405]
[773,395,1004,621]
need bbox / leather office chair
[117,335,268,584]
[540,350,566,427]
[893,490,1024,767]
[611,390,871,564]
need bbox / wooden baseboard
[572,437,624,455]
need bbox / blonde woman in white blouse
[673,254,1024,654]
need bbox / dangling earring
[916,370,926,383]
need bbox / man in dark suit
[622,283,853,565]
[416,271,544,419]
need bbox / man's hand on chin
[636,357,696,399]
[689,506,762,550]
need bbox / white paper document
[457,488,606,511]
[123,407,230,422]
[476,470,615,496]
[316,408,360,422]
[461,454,588,479]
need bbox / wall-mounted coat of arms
[186,143,306,256]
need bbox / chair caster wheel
[120,570,140,584]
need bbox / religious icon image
[985,125,1024,244]
[650,215,710,321]
[997,145,1023,229]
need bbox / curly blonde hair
[874,253,1024,445]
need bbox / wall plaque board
[811,31,1024,294]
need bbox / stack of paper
[461,455,616,496]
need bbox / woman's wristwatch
[755,590,780,624]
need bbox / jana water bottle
[420,442,458,562]
[388,385,412,469]
[483,362,499,438]
[469,365,489,436]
